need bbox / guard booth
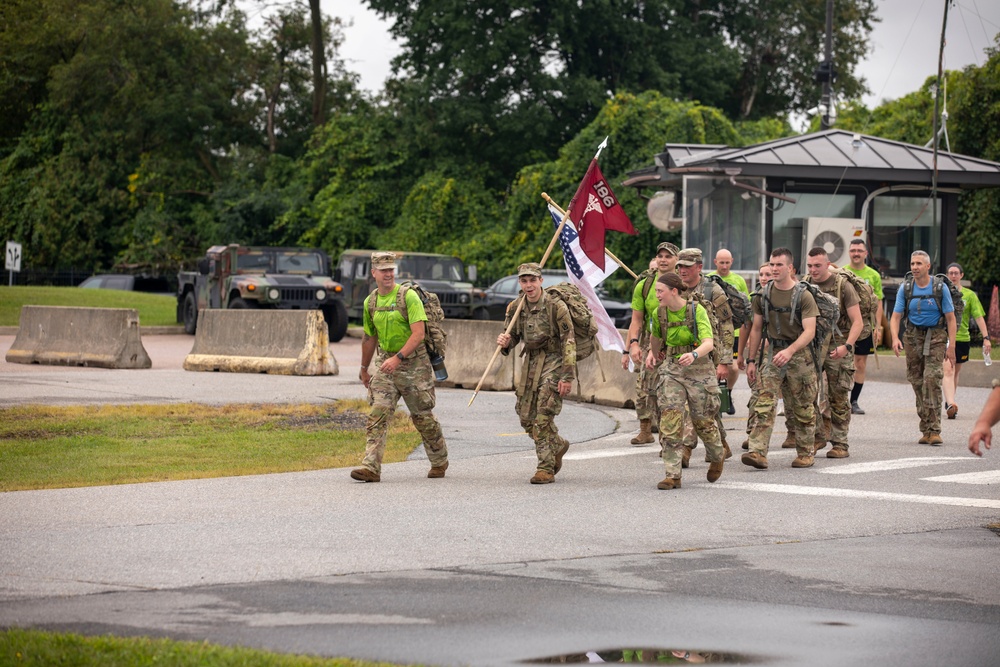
[624,129,1000,306]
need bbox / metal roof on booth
[625,129,1000,190]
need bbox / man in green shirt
[352,251,449,483]
[844,238,884,415]
[708,248,750,413]
[943,262,991,419]
[623,241,678,445]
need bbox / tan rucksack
[510,282,599,361]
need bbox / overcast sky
[327,0,1000,110]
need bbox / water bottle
[985,348,992,367]
[431,353,449,381]
[718,378,731,414]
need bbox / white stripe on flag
[549,205,625,353]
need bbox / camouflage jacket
[681,276,735,358]
[502,292,576,386]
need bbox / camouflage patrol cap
[371,251,397,270]
[656,241,679,257]
[517,262,542,278]
[676,248,703,266]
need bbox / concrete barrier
[438,320,515,391]
[438,319,636,407]
[5,306,152,369]
[184,309,338,375]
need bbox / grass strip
[0,286,179,327]
[0,628,410,666]
[0,401,419,491]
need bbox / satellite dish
[647,191,681,232]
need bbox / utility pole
[819,0,836,130]
[931,0,952,231]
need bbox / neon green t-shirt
[957,286,986,342]
[663,302,712,353]
[362,285,427,354]
[844,264,884,299]
[631,276,662,339]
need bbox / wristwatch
[396,352,405,361]
[845,343,854,353]
[629,338,639,346]
[691,351,699,359]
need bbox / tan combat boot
[631,419,655,445]
[707,460,724,483]
[681,445,693,468]
[554,440,570,474]
[530,470,555,484]
[350,468,381,483]
[657,477,682,490]
[427,461,449,478]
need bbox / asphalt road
[1,334,999,666]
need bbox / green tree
[365,0,875,188]
[719,0,877,118]
[952,42,1000,288]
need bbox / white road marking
[818,457,967,475]
[921,470,1000,485]
[720,481,1000,508]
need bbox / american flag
[549,204,625,353]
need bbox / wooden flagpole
[467,192,574,407]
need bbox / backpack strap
[642,274,656,300]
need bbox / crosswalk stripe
[921,470,1000,485]
[720,481,1000,508]
[817,457,967,475]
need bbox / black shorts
[955,340,971,364]
[854,335,874,356]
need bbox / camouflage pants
[903,327,947,435]
[747,346,818,458]
[516,353,568,474]
[634,348,661,422]
[362,349,448,475]
[816,346,855,449]
[656,358,723,479]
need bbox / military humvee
[336,249,486,321]
[177,244,349,341]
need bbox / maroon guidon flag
[567,159,637,270]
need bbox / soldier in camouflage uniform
[805,247,863,458]
[351,251,449,482]
[676,248,734,466]
[743,248,820,469]
[497,263,576,484]
[889,250,957,445]
[623,241,679,445]
[646,273,725,489]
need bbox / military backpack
[368,280,448,358]
[512,283,599,361]
[657,293,724,366]
[762,280,839,372]
[806,268,878,340]
[901,272,964,328]
[704,274,751,329]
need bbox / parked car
[79,274,173,295]
[482,271,631,328]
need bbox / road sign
[6,241,21,272]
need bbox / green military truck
[177,244,349,342]
[336,249,487,321]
